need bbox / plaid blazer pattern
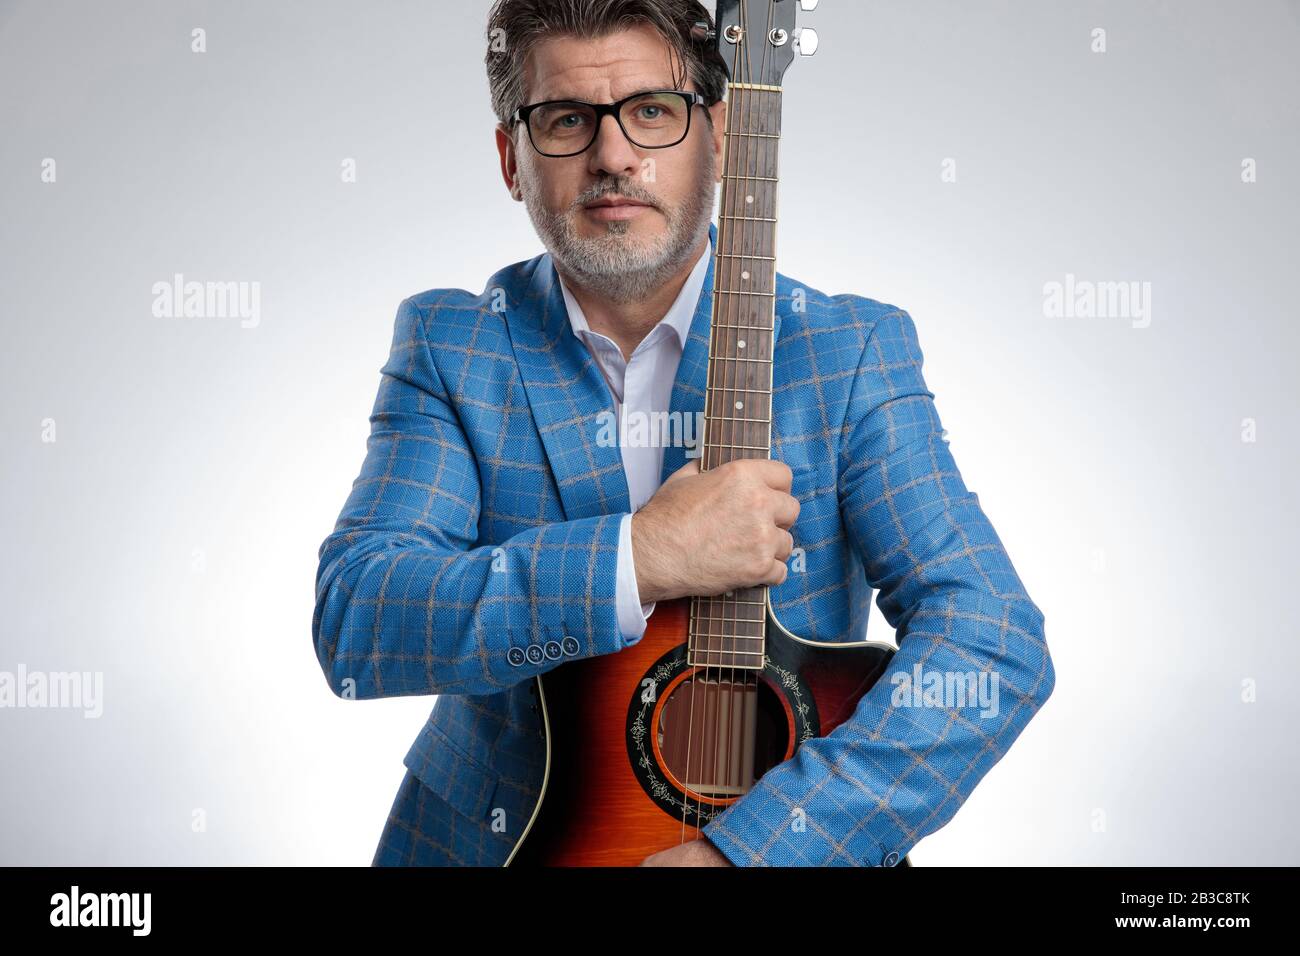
[313,222,1056,867]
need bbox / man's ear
[496,122,523,201]
[708,99,726,183]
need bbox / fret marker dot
[735,401,743,410]
[741,270,750,280]
[746,195,754,204]
[738,339,746,349]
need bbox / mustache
[576,181,658,207]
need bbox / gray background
[1,0,1296,865]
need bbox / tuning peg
[794,26,819,56]
[690,19,716,42]
[799,0,820,10]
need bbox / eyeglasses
[510,90,710,158]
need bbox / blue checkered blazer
[313,221,1056,867]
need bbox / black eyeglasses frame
[509,90,712,158]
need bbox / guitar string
[680,10,744,846]
[679,23,733,845]
[682,0,778,847]
[692,2,754,847]
[720,11,759,841]
[723,0,775,845]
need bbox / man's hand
[638,837,735,867]
[631,457,800,603]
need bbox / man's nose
[586,113,642,179]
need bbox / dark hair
[484,0,730,131]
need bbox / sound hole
[656,671,788,800]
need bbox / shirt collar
[558,230,713,353]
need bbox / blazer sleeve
[312,297,632,700]
[701,307,1056,866]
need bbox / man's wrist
[630,511,664,604]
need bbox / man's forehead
[524,29,693,103]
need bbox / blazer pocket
[403,721,501,823]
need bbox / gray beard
[521,147,717,303]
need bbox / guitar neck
[702,81,781,473]
[689,81,783,672]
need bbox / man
[312,0,1055,867]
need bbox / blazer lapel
[506,251,631,522]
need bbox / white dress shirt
[557,235,713,644]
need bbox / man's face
[495,24,726,302]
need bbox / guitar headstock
[696,0,820,88]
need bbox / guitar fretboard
[688,82,781,672]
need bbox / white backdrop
[1,0,1296,865]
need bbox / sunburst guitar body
[506,593,908,866]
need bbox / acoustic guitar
[506,0,910,867]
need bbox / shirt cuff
[616,512,655,645]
